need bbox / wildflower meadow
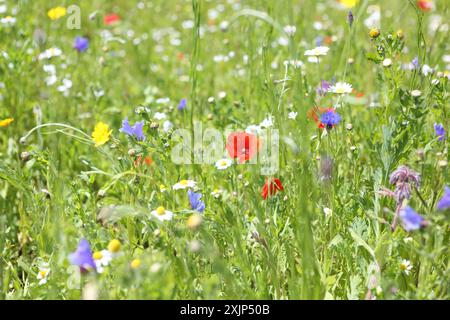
[0,0,449,301]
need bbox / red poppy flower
[226,132,261,163]
[134,155,153,167]
[307,106,328,129]
[104,14,120,25]
[262,178,284,200]
[417,0,432,11]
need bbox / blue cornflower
[120,118,145,141]
[68,238,96,270]
[437,186,450,210]
[434,123,446,141]
[178,99,187,111]
[320,109,341,128]
[188,189,205,213]
[399,206,426,231]
[73,36,89,52]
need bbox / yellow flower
[338,0,359,8]
[0,118,14,127]
[369,28,380,39]
[130,259,141,269]
[187,213,202,230]
[92,122,112,147]
[47,7,66,20]
[93,251,103,260]
[156,206,166,215]
[108,239,121,253]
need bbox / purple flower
[315,36,323,47]
[347,11,354,27]
[389,166,420,203]
[410,56,420,70]
[437,186,450,210]
[68,238,96,270]
[188,190,205,213]
[434,123,446,141]
[178,99,187,111]
[73,36,89,52]
[320,109,341,128]
[316,80,332,96]
[120,118,145,141]
[399,206,426,231]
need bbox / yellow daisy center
[39,270,48,278]
[108,239,121,253]
[180,180,188,186]
[219,160,228,166]
[93,251,103,260]
[131,259,141,269]
[400,263,407,270]
[156,206,166,215]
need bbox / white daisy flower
[37,266,50,285]
[45,74,57,86]
[156,97,170,105]
[307,56,320,63]
[313,21,323,30]
[1,15,16,25]
[172,179,196,190]
[151,206,173,221]
[57,78,72,93]
[182,20,194,29]
[304,46,329,57]
[382,58,392,67]
[215,158,232,170]
[329,82,353,94]
[154,112,166,120]
[150,262,162,273]
[93,250,112,273]
[43,64,56,74]
[211,188,223,198]
[411,89,422,97]
[283,25,296,36]
[278,36,289,46]
[288,111,298,120]
[38,47,62,60]
[399,259,413,275]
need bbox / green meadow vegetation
[0,0,449,299]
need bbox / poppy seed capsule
[21,151,30,161]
